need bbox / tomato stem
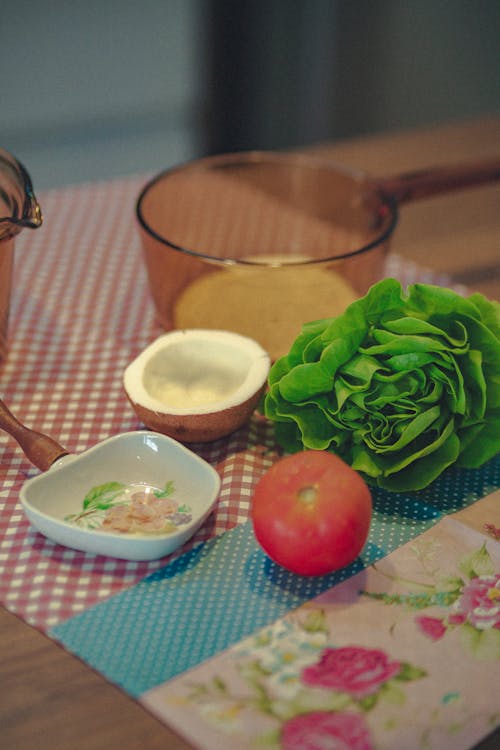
[298,485,317,505]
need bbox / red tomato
[251,451,372,576]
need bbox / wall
[2,1,499,189]
[333,0,500,138]
[207,0,500,151]
[1,0,206,188]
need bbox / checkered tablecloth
[0,176,273,628]
[0,174,478,632]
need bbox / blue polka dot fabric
[50,456,499,698]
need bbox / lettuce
[265,279,500,491]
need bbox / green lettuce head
[265,278,500,491]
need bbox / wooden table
[1,116,499,750]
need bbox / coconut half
[123,329,271,442]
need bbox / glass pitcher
[0,149,42,362]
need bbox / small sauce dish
[20,431,221,561]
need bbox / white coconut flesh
[124,330,271,415]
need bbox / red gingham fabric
[0,175,455,631]
[0,176,281,629]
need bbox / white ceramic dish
[20,431,221,561]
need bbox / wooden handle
[0,398,68,471]
[372,158,500,204]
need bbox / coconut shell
[123,329,270,443]
[126,384,265,443]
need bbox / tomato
[251,450,372,576]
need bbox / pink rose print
[452,573,500,630]
[484,523,500,541]
[415,615,447,641]
[281,710,373,750]
[301,646,401,699]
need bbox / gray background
[1,0,499,189]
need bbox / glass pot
[136,151,500,361]
[0,149,42,361]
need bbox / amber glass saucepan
[136,152,500,360]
